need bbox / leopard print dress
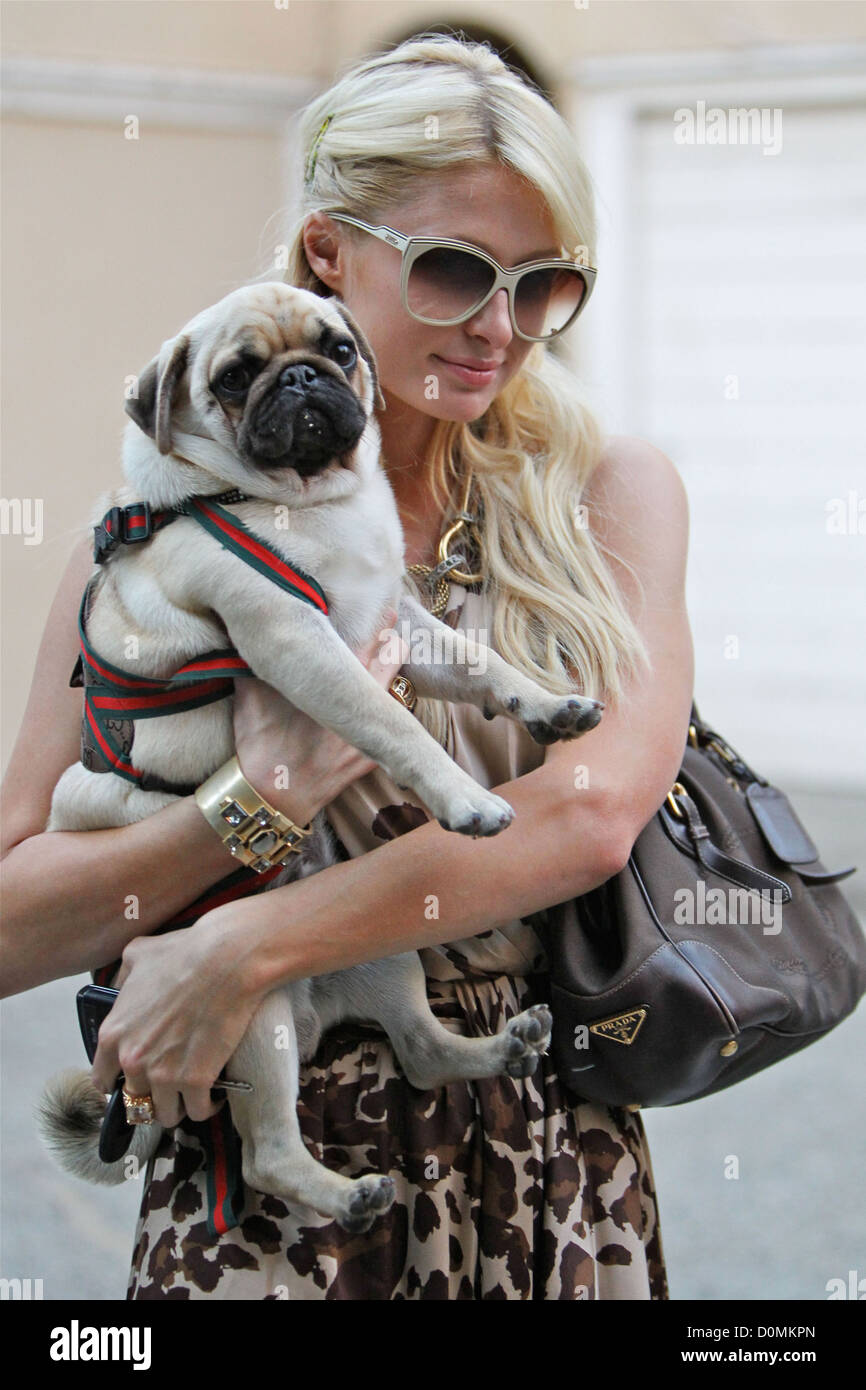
[125,570,669,1301]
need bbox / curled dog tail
[36,1069,162,1186]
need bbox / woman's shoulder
[584,433,690,570]
[588,433,688,514]
[1,532,93,854]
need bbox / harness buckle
[94,504,154,564]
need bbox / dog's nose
[280,362,318,391]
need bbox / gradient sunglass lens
[406,246,587,338]
[514,266,586,338]
[406,246,495,322]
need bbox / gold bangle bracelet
[194,756,314,874]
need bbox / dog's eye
[214,364,254,398]
[330,341,357,370]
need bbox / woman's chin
[420,388,501,424]
[381,380,503,425]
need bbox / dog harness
[81,490,330,1235]
[74,492,329,797]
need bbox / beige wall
[0,114,300,767]
[4,0,866,72]
[2,0,863,771]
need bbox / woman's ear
[330,299,386,411]
[124,334,191,455]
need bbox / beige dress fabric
[125,570,669,1300]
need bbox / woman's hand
[90,914,261,1126]
[232,607,409,824]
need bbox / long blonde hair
[265,32,649,744]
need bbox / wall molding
[0,57,320,132]
[571,41,866,86]
[570,42,866,107]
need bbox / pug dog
[39,282,603,1233]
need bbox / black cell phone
[75,985,134,1160]
[77,983,119,1064]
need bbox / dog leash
[79,489,333,1234]
[77,478,481,1236]
[90,859,287,1237]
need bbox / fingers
[182,1085,224,1124]
[119,1067,155,1120]
[92,1029,219,1127]
[99,1067,220,1128]
[148,1083,185,1129]
[91,1034,121,1096]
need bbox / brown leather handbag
[541,701,866,1109]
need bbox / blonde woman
[1,34,693,1299]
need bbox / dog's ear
[330,300,386,412]
[124,334,191,455]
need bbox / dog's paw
[436,788,514,838]
[335,1174,396,1234]
[501,1004,553,1078]
[521,696,604,745]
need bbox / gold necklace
[405,472,484,617]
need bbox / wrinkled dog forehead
[186,283,383,408]
[196,284,333,366]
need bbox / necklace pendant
[403,471,483,616]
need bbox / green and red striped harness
[80,490,330,1236]
[75,491,329,797]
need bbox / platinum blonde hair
[266,32,649,746]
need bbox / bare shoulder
[585,433,689,534]
[583,434,690,604]
[0,532,95,854]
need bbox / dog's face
[123,283,385,503]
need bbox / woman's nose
[466,288,513,346]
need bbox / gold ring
[389,675,417,712]
[122,1088,156,1125]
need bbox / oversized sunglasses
[323,211,597,342]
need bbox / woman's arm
[541,433,695,839]
[90,436,695,1107]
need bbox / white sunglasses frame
[323,211,597,342]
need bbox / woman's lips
[432,354,501,387]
